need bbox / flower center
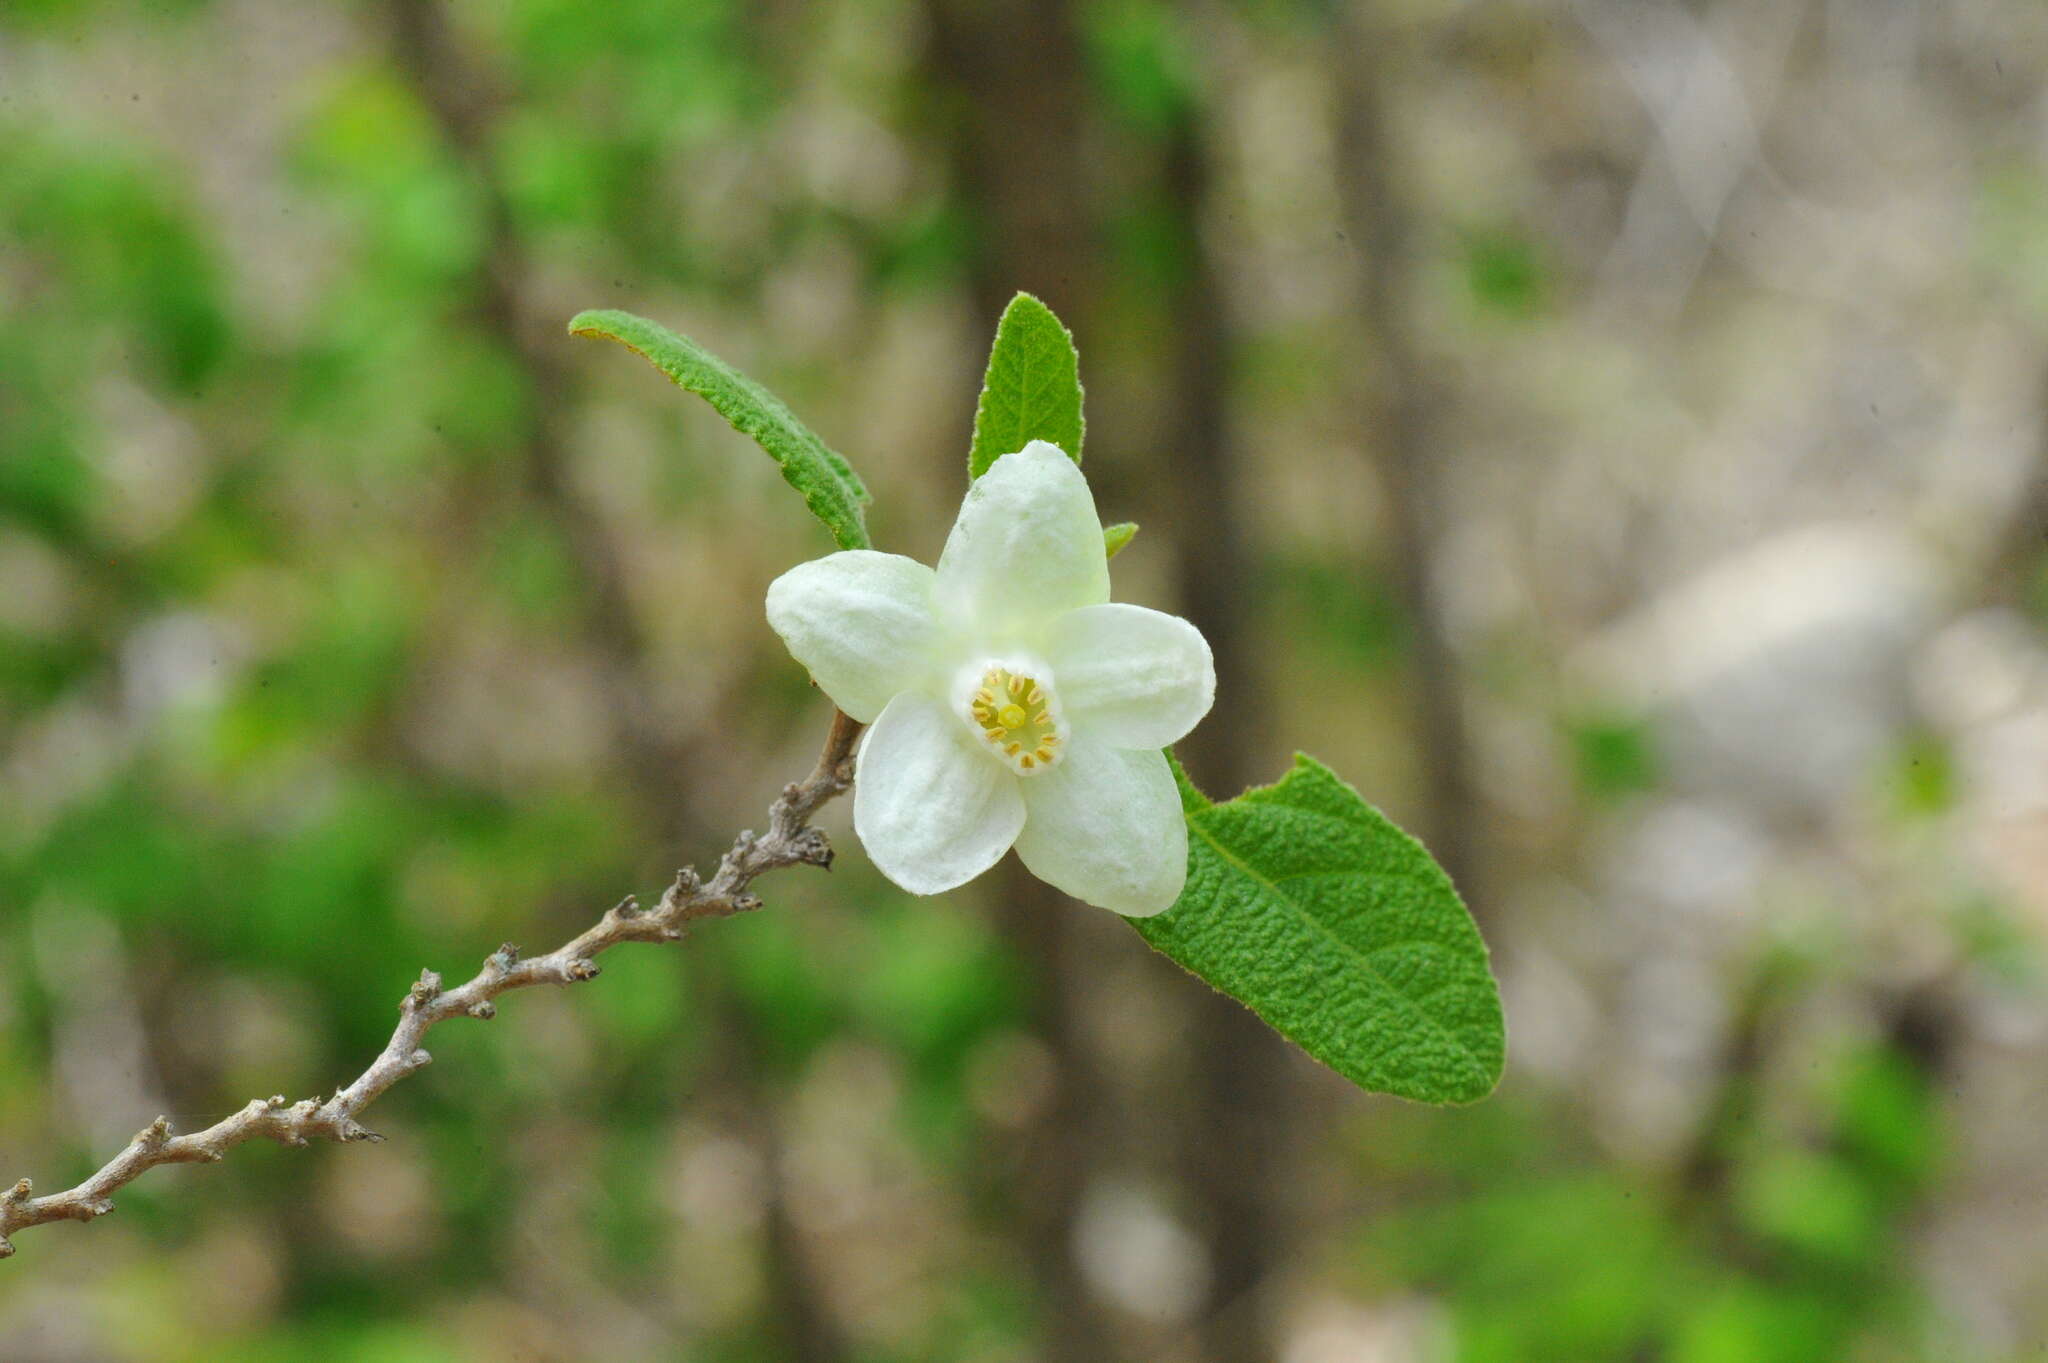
[965,664,1065,774]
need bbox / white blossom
[766,441,1215,915]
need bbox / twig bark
[0,709,864,1262]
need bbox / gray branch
[0,708,865,1262]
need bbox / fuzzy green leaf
[568,308,871,549]
[968,292,1084,479]
[1103,521,1138,559]
[1133,754,1504,1104]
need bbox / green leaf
[1103,521,1138,559]
[968,292,1084,478]
[1134,754,1504,1103]
[567,308,871,549]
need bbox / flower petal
[936,441,1111,634]
[767,551,940,723]
[855,691,1025,895]
[1013,738,1187,916]
[1047,603,1215,749]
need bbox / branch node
[659,925,685,942]
[673,867,701,895]
[790,827,834,869]
[0,1237,12,1260]
[409,1049,432,1070]
[82,1199,113,1220]
[731,893,764,915]
[467,1000,497,1020]
[407,971,443,1009]
[3,1179,30,1205]
[610,894,640,920]
[489,943,521,973]
[566,959,600,982]
[137,1117,172,1150]
[266,1094,290,1110]
[338,1119,382,1143]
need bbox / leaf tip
[1103,521,1139,559]
[1000,289,1057,319]
[566,307,622,338]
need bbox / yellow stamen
[967,663,1066,775]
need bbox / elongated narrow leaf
[968,293,1084,478]
[569,309,871,549]
[1134,754,1504,1103]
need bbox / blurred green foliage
[1360,1028,1948,1363]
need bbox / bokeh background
[3,0,2047,1359]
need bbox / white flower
[765,441,1215,916]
